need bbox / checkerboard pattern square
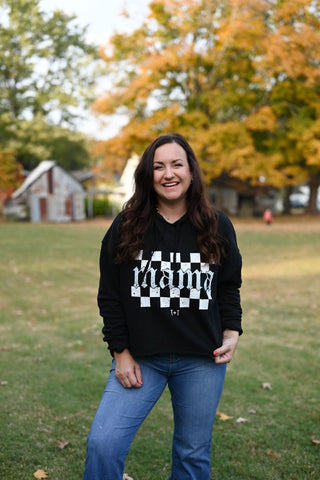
[131,250,215,311]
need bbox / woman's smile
[163,181,179,188]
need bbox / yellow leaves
[298,120,320,168]
[204,121,251,158]
[217,410,250,424]
[119,6,130,19]
[245,107,277,132]
[33,470,48,479]
[305,140,320,166]
[32,440,70,478]
[274,0,315,24]
[216,410,233,421]
[199,120,287,186]
[262,5,320,84]
[217,0,269,54]
[0,150,22,192]
[92,97,116,115]
[93,0,320,190]
[267,450,281,459]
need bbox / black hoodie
[98,210,242,358]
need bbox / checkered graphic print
[131,250,215,311]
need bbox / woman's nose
[164,167,174,178]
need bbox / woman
[83,133,242,480]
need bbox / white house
[108,153,140,209]
[9,161,85,223]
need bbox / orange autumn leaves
[33,470,48,479]
[94,0,320,203]
[216,381,320,460]
[33,470,134,479]
[32,440,69,478]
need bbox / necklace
[156,207,185,223]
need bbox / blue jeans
[83,354,226,480]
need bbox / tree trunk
[306,178,319,215]
[282,186,293,215]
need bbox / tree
[0,150,22,214]
[93,0,273,171]
[94,0,320,213]
[0,0,99,170]
[2,114,93,171]
[250,0,320,213]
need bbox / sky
[40,0,151,139]
[41,0,150,44]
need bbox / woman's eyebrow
[153,158,185,164]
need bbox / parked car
[289,193,308,209]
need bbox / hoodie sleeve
[217,212,243,334]
[97,215,130,354]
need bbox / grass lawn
[1,216,319,479]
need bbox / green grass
[1,218,319,479]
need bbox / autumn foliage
[0,151,22,214]
[94,0,320,213]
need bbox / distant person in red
[263,208,273,226]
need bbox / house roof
[72,170,95,183]
[12,160,56,199]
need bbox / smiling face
[153,142,193,207]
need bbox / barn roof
[12,160,56,199]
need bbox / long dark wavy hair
[116,133,226,264]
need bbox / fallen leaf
[33,469,48,479]
[57,440,70,449]
[123,474,134,480]
[216,411,233,421]
[262,382,272,390]
[311,435,320,445]
[267,450,281,459]
[236,417,249,423]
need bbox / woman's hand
[114,349,143,388]
[213,329,239,364]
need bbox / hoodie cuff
[222,320,243,336]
